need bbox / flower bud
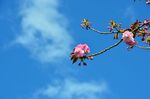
[146,36,150,45]
[114,33,119,39]
[81,19,91,30]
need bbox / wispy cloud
[31,78,108,99]
[16,0,73,63]
[124,5,136,22]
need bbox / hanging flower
[70,44,90,65]
[122,31,137,46]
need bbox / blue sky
[0,0,150,99]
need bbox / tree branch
[87,39,123,57]
[89,27,115,34]
[135,45,150,50]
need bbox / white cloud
[16,0,73,63]
[31,78,108,99]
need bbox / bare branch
[135,45,150,50]
[89,27,115,34]
[87,39,123,57]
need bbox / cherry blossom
[70,44,90,65]
[122,31,136,46]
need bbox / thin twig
[89,27,115,34]
[86,22,148,58]
[87,39,123,57]
[135,45,150,50]
[132,24,145,38]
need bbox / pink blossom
[122,31,136,46]
[71,44,90,58]
[144,29,149,34]
[143,20,150,26]
[144,20,149,24]
[146,1,150,4]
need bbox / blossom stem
[135,45,150,50]
[89,27,115,34]
[87,39,123,57]
[132,24,145,38]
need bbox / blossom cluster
[70,1,150,65]
[122,31,137,46]
[70,19,150,65]
[70,44,93,65]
